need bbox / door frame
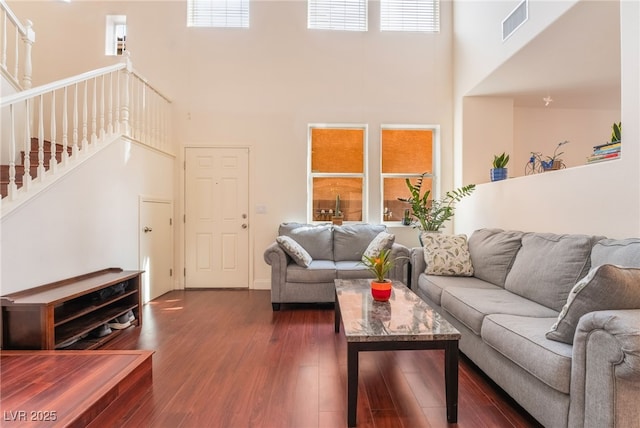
[138,196,175,301]
[182,145,253,289]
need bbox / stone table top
[335,279,461,343]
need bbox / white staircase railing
[1,54,173,210]
[0,0,34,90]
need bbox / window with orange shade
[381,126,434,223]
[309,125,366,222]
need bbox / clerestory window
[308,0,368,32]
[380,0,440,32]
[187,0,250,28]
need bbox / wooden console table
[1,268,143,350]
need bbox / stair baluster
[37,94,45,177]
[72,82,79,157]
[50,91,57,174]
[23,98,31,189]
[62,86,69,166]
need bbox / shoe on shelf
[90,324,112,338]
[108,313,132,330]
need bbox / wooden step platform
[0,350,153,427]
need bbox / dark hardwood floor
[98,289,542,428]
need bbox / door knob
[143,226,153,233]
[241,224,248,229]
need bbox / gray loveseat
[410,228,640,428]
[264,223,410,311]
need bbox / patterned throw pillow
[362,232,395,261]
[423,233,474,276]
[546,264,640,344]
[276,236,313,267]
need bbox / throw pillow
[546,264,640,344]
[423,233,474,276]
[276,236,313,268]
[362,231,395,261]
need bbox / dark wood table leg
[347,344,359,427]
[444,340,459,423]
[334,290,341,333]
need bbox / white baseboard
[252,279,271,290]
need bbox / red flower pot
[371,280,392,302]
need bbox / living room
[3,0,638,296]
[1,0,639,425]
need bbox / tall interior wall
[0,139,174,294]
[453,0,640,238]
[8,0,455,289]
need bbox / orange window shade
[381,129,432,174]
[311,128,364,173]
[312,177,363,222]
[384,176,433,221]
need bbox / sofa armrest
[569,309,640,428]
[389,243,410,284]
[263,242,290,305]
[409,247,425,291]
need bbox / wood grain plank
[96,290,542,428]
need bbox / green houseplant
[397,173,476,232]
[361,248,394,301]
[490,152,509,181]
[611,122,621,143]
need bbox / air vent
[502,0,528,41]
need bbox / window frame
[380,0,440,33]
[307,0,368,32]
[307,123,369,224]
[380,124,440,225]
[187,0,250,28]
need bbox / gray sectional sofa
[410,229,640,428]
[264,223,410,311]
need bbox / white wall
[453,0,640,238]
[0,139,174,294]
[8,1,454,289]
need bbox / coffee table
[334,278,461,427]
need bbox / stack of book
[587,140,621,163]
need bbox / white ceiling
[467,0,621,110]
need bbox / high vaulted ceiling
[468,0,621,110]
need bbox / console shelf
[1,268,143,350]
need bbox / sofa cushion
[546,264,640,344]
[422,233,474,276]
[504,233,600,312]
[362,231,395,260]
[417,274,500,307]
[277,236,312,267]
[468,228,524,287]
[441,287,559,335]
[333,224,386,262]
[279,223,333,260]
[591,238,640,268]
[335,261,375,279]
[482,314,573,394]
[286,260,336,283]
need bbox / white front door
[139,199,174,303]
[185,147,249,288]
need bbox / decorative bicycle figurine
[524,141,569,175]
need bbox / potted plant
[331,194,343,225]
[490,152,509,181]
[611,121,621,143]
[397,173,475,236]
[541,140,569,171]
[361,248,394,301]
